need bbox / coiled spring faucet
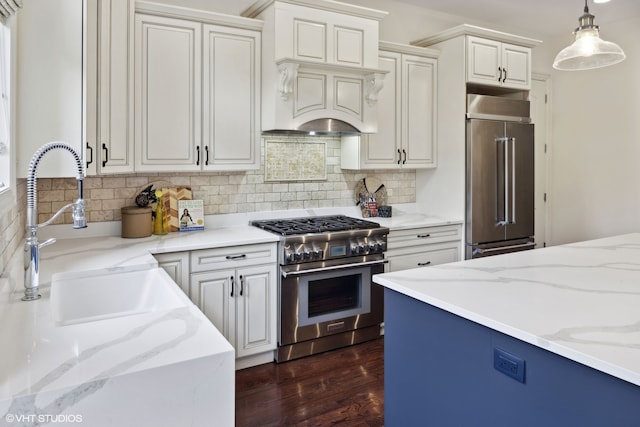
[23,142,87,301]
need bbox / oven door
[280,258,385,346]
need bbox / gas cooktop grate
[251,215,381,236]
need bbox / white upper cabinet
[133,4,262,172]
[17,0,86,178]
[202,24,260,171]
[134,14,202,172]
[271,2,380,68]
[341,42,438,170]
[413,25,540,92]
[466,36,531,89]
[94,0,135,174]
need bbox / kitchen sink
[50,267,188,326]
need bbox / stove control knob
[314,249,324,259]
[354,240,366,254]
[284,248,295,263]
[294,251,303,261]
[309,245,320,259]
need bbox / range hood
[261,118,360,135]
[242,0,388,135]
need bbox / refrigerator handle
[496,137,508,225]
[510,137,517,224]
[503,137,509,224]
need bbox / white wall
[541,17,640,244]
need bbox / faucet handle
[38,238,56,249]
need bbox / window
[0,19,13,208]
[0,23,9,192]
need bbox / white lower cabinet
[154,251,190,295]
[386,224,462,272]
[191,243,277,368]
[154,243,277,369]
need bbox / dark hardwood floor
[236,338,384,427]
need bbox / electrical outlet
[494,347,525,383]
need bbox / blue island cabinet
[384,288,640,427]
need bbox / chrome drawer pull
[417,261,432,266]
[226,254,247,260]
[417,234,431,238]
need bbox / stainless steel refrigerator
[465,94,535,259]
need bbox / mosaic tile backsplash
[30,135,417,225]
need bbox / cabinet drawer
[387,224,462,249]
[387,243,460,272]
[191,243,277,273]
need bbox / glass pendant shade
[553,1,625,71]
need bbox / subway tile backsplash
[30,135,416,225]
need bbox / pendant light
[553,0,625,71]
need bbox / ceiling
[231,0,640,38]
[396,0,640,37]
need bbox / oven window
[297,266,372,327]
[308,274,360,317]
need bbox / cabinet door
[135,14,201,171]
[97,0,134,173]
[402,54,437,168]
[360,51,401,168]
[466,36,501,86]
[17,0,85,178]
[236,265,277,358]
[202,25,260,171]
[501,43,531,89]
[275,4,378,68]
[190,270,236,347]
[155,251,190,296]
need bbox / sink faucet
[23,142,87,301]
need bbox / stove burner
[251,215,381,236]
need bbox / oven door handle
[281,259,388,278]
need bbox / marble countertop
[368,212,462,230]
[0,204,462,420]
[0,224,279,419]
[373,233,640,387]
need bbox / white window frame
[0,17,16,213]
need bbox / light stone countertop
[0,225,280,426]
[0,204,462,425]
[373,233,640,387]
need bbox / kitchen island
[374,233,640,427]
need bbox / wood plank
[236,338,384,426]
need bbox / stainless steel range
[251,215,388,362]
